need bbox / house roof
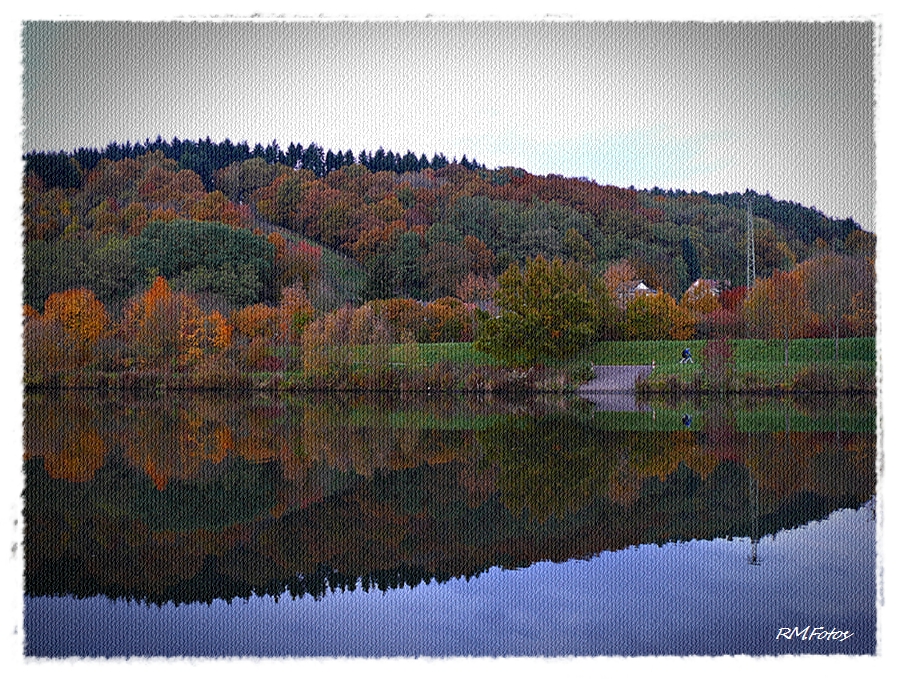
[616,280,656,294]
[688,278,728,294]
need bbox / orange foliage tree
[23,288,109,382]
[421,297,475,342]
[231,304,277,340]
[797,253,875,358]
[230,303,278,370]
[42,288,111,368]
[277,282,316,371]
[119,276,213,369]
[366,298,426,339]
[188,189,251,228]
[603,259,639,309]
[743,269,812,365]
[42,288,110,346]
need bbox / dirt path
[577,365,655,393]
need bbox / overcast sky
[20,19,875,230]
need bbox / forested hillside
[21,138,876,387]
[24,137,873,308]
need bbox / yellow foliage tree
[40,288,111,370]
[680,280,721,317]
[205,310,233,351]
[625,291,695,340]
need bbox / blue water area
[24,502,876,657]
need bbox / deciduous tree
[133,218,275,304]
[120,276,209,369]
[23,315,67,382]
[625,291,694,341]
[799,253,874,359]
[603,259,638,309]
[680,279,721,316]
[743,270,811,366]
[277,281,315,347]
[420,297,475,343]
[475,256,594,366]
[40,288,110,369]
[231,304,277,340]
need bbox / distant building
[685,279,730,297]
[615,280,657,305]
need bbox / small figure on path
[682,414,693,428]
[680,347,694,364]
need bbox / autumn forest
[22,137,877,390]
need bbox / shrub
[792,364,876,393]
[701,338,735,390]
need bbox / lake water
[22,390,877,657]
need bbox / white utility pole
[744,193,756,289]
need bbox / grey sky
[21,20,875,230]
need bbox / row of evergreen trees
[24,137,485,192]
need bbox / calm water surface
[22,390,877,656]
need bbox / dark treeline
[24,137,860,241]
[647,187,860,245]
[24,137,484,191]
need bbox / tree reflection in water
[23,390,875,606]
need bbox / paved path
[577,365,655,393]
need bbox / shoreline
[21,371,877,395]
[22,338,877,395]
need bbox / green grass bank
[35,337,875,394]
[389,337,877,394]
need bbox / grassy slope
[251,211,367,306]
[317,245,367,306]
[401,337,876,392]
[410,337,874,369]
[580,338,874,386]
[583,337,875,366]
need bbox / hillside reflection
[24,390,875,605]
